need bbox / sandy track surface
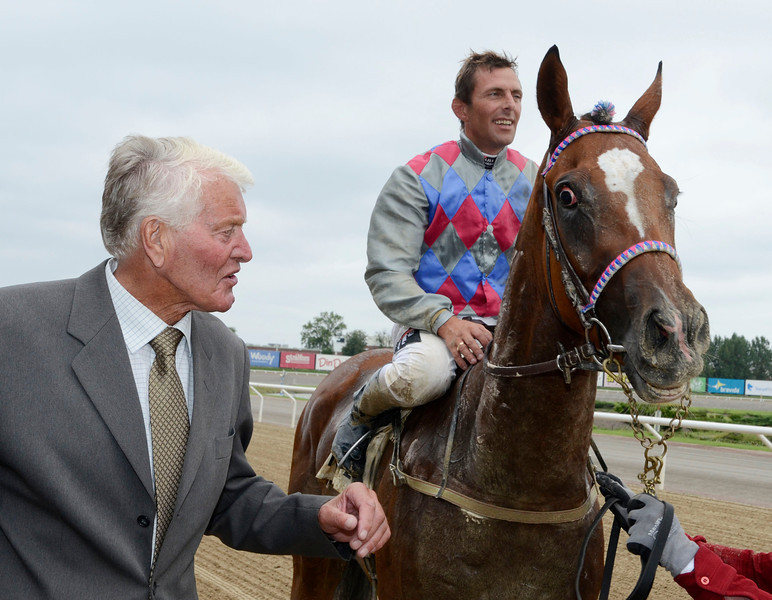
[195,422,771,600]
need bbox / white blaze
[597,148,646,237]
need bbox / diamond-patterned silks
[408,140,534,317]
[148,327,188,567]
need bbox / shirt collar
[458,130,509,168]
[105,259,192,354]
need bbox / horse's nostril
[687,306,711,352]
[647,310,675,349]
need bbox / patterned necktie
[148,327,189,567]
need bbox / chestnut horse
[289,46,709,600]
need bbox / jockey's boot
[330,386,378,481]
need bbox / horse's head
[535,46,710,403]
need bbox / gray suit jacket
[0,262,341,599]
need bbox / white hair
[100,135,254,260]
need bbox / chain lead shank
[601,357,691,495]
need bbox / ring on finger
[456,342,465,352]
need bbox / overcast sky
[2,1,770,349]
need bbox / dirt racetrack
[194,422,771,599]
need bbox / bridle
[543,123,681,332]
[485,123,682,379]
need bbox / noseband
[582,240,680,315]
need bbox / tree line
[300,311,389,356]
[701,333,772,380]
[300,312,772,381]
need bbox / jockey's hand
[318,482,391,558]
[438,316,492,370]
[626,493,698,576]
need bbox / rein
[577,479,674,600]
[482,340,598,384]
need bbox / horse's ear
[537,45,576,136]
[622,62,663,141]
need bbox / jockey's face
[452,67,522,155]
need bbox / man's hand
[595,471,636,530]
[438,316,492,369]
[626,493,698,576]
[318,482,391,558]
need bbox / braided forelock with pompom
[583,100,616,124]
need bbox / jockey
[329,50,539,479]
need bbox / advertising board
[249,348,280,368]
[690,377,706,393]
[746,379,772,397]
[707,377,745,395]
[315,354,350,371]
[280,351,316,370]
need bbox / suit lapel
[176,313,218,505]
[68,267,229,510]
[68,262,154,499]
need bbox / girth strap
[391,458,598,523]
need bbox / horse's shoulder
[400,364,484,470]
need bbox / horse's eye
[558,185,578,208]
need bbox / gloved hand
[596,471,636,503]
[595,471,636,528]
[626,493,698,576]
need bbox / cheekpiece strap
[542,124,647,176]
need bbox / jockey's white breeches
[357,323,457,416]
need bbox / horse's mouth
[643,381,689,404]
[623,337,704,405]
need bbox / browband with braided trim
[542,124,646,176]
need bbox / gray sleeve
[206,346,347,560]
[364,165,453,333]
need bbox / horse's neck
[458,230,597,505]
[490,226,572,368]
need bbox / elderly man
[0,135,389,599]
